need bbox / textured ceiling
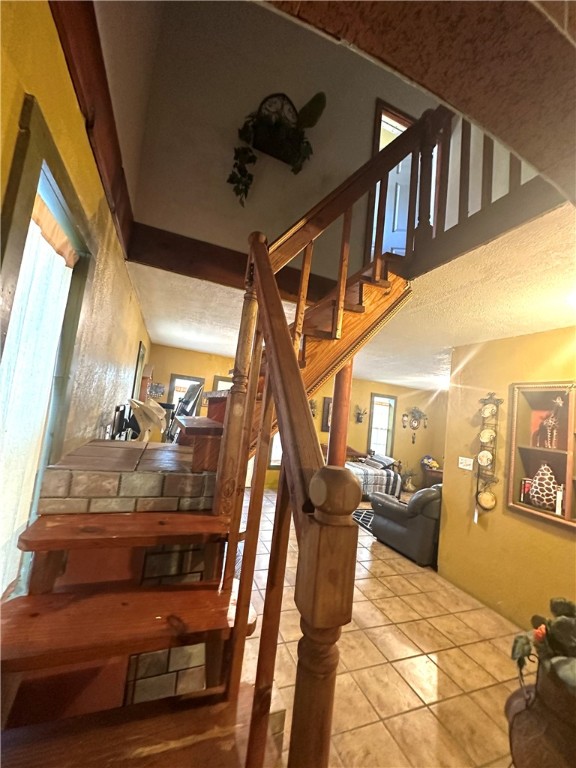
[128,203,576,391]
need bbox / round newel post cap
[309,465,362,525]
[248,231,267,246]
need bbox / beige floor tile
[341,618,360,633]
[251,589,265,615]
[355,548,379,563]
[455,608,520,639]
[386,558,428,575]
[430,695,510,765]
[352,599,392,629]
[331,673,379,734]
[352,585,369,602]
[363,559,399,577]
[256,541,269,554]
[469,680,518,732]
[428,586,483,613]
[489,634,538,677]
[241,637,260,684]
[352,663,424,717]
[337,629,387,670]
[332,721,411,767]
[365,625,422,660]
[278,609,303,643]
[402,592,450,618]
[428,613,484,645]
[254,553,270,570]
[355,561,372,579]
[281,586,297,612]
[404,572,447,592]
[355,578,395,600]
[379,574,422,595]
[285,551,299,569]
[386,708,473,767]
[460,640,517,682]
[429,647,498,691]
[399,620,454,653]
[372,596,422,623]
[284,567,297,586]
[273,643,298,688]
[252,570,269,590]
[393,655,463,703]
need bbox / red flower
[533,624,547,643]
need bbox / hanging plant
[227,91,326,206]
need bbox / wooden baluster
[459,119,471,224]
[292,241,313,357]
[371,175,388,282]
[215,259,258,588]
[331,208,352,339]
[509,154,521,192]
[482,134,494,209]
[227,351,271,700]
[246,467,292,768]
[414,111,434,254]
[288,465,361,768]
[327,360,353,467]
[433,111,452,237]
[404,149,419,260]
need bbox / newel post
[288,465,361,768]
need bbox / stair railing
[245,232,362,768]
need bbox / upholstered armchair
[370,484,442,567]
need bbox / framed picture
[321,397,332,432]
[131,341,146,399]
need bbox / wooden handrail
[268,106,452,274]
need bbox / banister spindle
[481,134,494,209]
[459,119,471,224]
[331,208,352,339]
[292,241,313,356]
[414,112,434,253]
[371,175,388,283]
[433,111,452,237]
[405,149,419,259]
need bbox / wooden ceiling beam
[128,222,335,304]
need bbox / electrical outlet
[458,456,474,470]
[105,424,112,439]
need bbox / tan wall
[439,327,576,629]
[1,1,150,457]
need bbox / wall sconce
[309,399,317,418]
[354,405,368,424]
[402,406,428,443]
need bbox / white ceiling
[94,1,576,391]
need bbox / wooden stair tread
[174,415,224,435]
[18,512,230,552]
[1,586,242,672]
[1,683,280,768]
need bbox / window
[367,394,397,456]
[269,432,283,468]
[212,375,233,391]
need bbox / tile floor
[242,490,534,768]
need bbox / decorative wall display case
[507,382,575,526]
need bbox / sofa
[370,484,442,567]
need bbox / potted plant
[227,91,326,206]
[507,598,576,767]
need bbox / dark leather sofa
[370,484,442,567]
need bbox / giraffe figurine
[536,396,564,449]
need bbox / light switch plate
[458,456,474,470]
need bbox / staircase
[1,104,563,768]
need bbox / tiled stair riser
[38,468,216,514]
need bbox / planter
[505,663,576,767]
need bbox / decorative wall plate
[481,403,497,418]
[477,450,493,467]
[477,490,497,510]
[479,428,496,444]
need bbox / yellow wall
[1,1,150,456]
[149,344,235,415]
[265,374,448,489]
[439,327,576,629]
